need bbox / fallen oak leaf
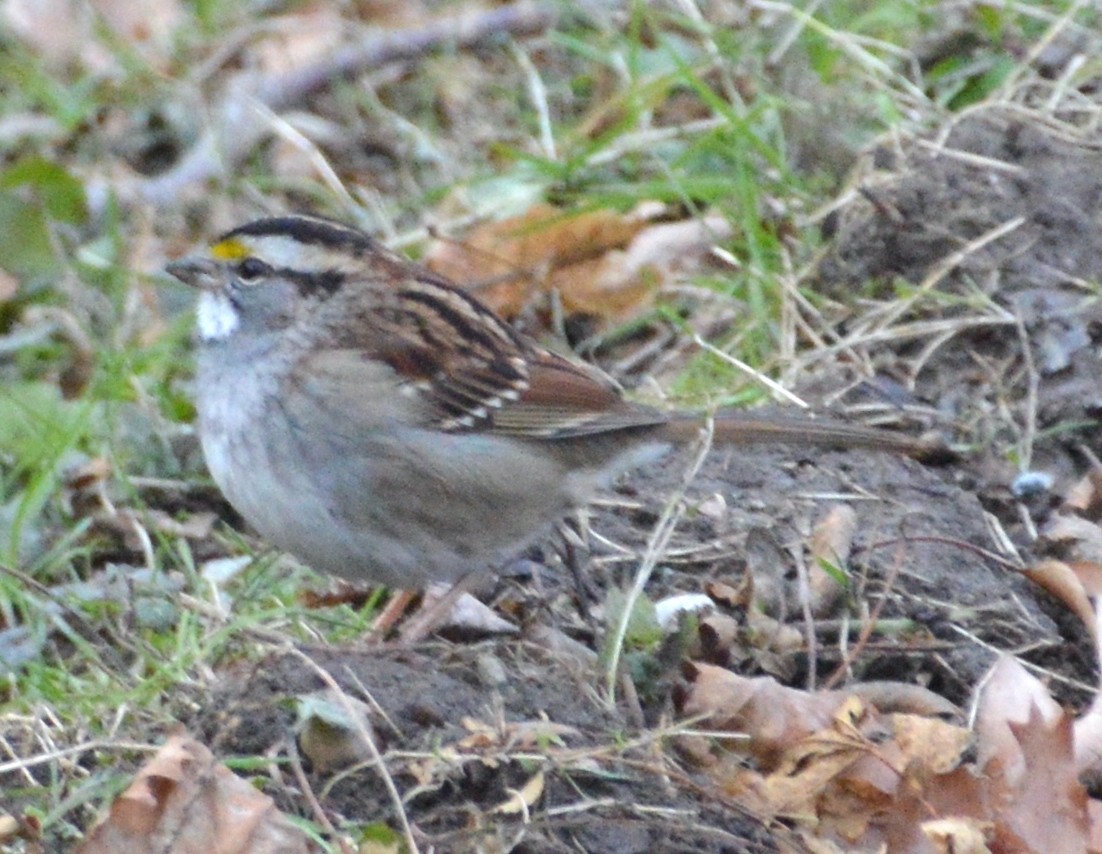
[678,662,840,769]
[889,713,972,774]
[762,696,889,820]
[975,656,1093,854]
[77,731,314,853]
[975,655,1063,786]
[679,663,959,766]
[425,202,656,319]
[921,817,994,853]
[1074,597,1102,778]
[550,214,732,321]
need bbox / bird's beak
[166,257,222,291]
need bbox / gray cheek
[239,285,301,333]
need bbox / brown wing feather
[488,348,669,438]
[328,270,531,430]
[320,262,667,438]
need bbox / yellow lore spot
[210,238,250,261]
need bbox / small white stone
[654,593,715,629]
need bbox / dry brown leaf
[426,204,727,324]
[875,762,987,853]
[1001,706,1091,853]
[1023,559,1097,640]
[77,731,313,854]
[679,662,843,769]
[425,203,650,317]
[889,713,972,774]
[548,214,733,321]
[759,697,905,842]
[1064,469,1102,520]
[763,725,873,820]
[698,612,740,662]
[704,579,748,609]
[921,817,994,853]
[545,254,647,321]
[973,656,1094,853]
[1040,515,1102,564]
[806,504,857,617]
[64,456,112,492]
[975,655,1063,785]
[680,664,1001,851]
[1074,604,1102,777]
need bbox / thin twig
[284,733,354,854]
[121,2,556,207]
[692,334,808,407]
[604,419,714,701]
[289,648,419,854]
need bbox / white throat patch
[196,291,240,340]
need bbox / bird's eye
[236,257,271,283]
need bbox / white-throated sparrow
[167,214,946,589]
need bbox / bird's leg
[392,572,486,646]
[554,509,605,633]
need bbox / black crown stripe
[222,216,379,255]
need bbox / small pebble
[654,593,715,630]
[476,652,508,687]
[1012,470,1055,500]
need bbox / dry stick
[283,734,355,854]
[692,334,807,407]
[821,538,907,692]
[794,548,819,692]
[125,2,556,207]
[1012,308,1041,472]
[289,648,419,854]
[604,419,714,702]
[0,739,158,777]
